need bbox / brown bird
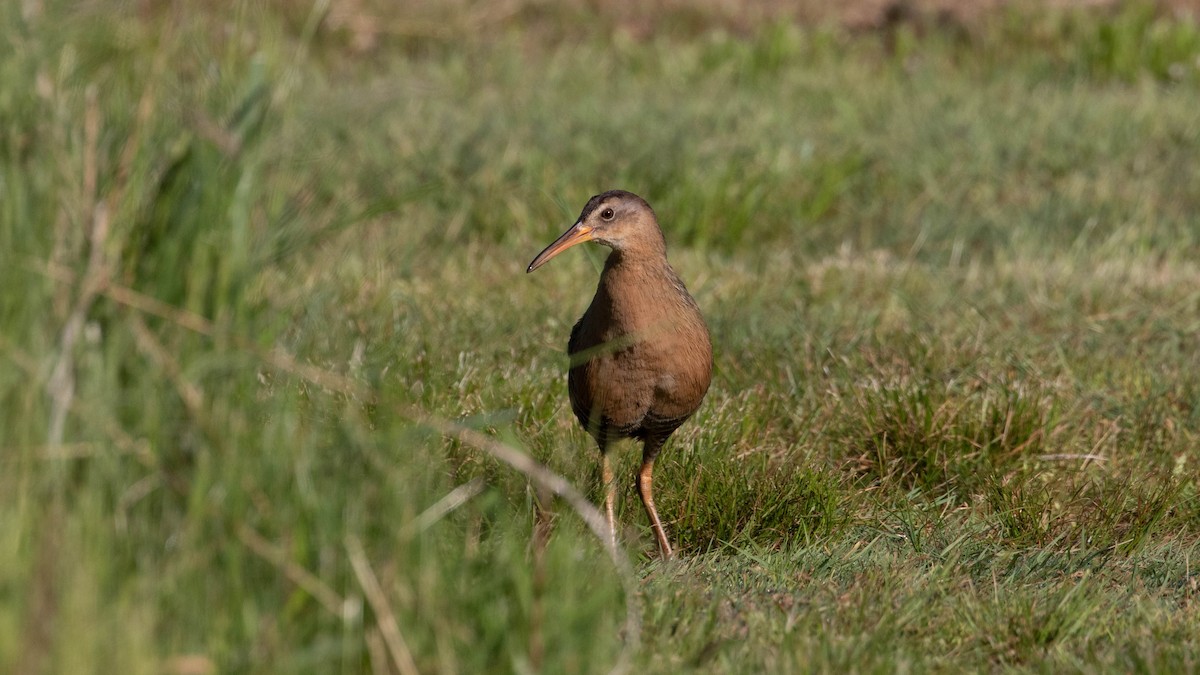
[527,190,713,559]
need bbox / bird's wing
[567,318,596,433]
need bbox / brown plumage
[527,190,712,559]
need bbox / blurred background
[2,1,1200,673]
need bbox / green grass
[3,1,1200,672]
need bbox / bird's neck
[601,249,670,287]
[596,250,696,331]
[602,245,668,274]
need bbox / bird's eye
[600,208,615,221]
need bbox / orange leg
[637,455,673,560]
[600,451,617,552]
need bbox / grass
[3,0,1200,672]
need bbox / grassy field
[3,1,1200,672]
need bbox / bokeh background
[3,1,1200,673]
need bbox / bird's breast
[567,277,712,435]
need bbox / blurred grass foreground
[3,1,1200,673]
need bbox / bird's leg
[637,439,673,560]
[600,446,617,553]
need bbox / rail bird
[527,190,712,559]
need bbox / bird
[527,190,712,559]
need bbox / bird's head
[527,190,665,273]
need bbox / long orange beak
[526,222,595,273]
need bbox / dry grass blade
[104,284,215,336]
[128,314,205,416]
[530,484,554,673]
[46,201,109,447]
[236,525,347,619]
[92,278,372,403]
[366,628,390,675]
[346,535,420,675]
[405,407,642,675]
[401,477,487,538]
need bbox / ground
[1,1,1200,673]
